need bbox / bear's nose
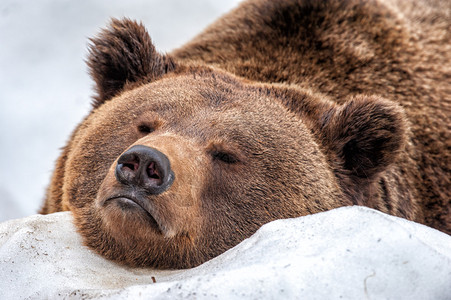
[115,145,175,195]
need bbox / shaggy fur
[41,0,450,269]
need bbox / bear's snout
[115,145,175,195]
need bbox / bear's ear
[319,95,407,179]
[87,18,176,108]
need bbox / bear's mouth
[105,195,161,233]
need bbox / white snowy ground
[0,0,241,222]
[1,206,450,299]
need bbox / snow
[1,206,450,299]
[0,0,241,222]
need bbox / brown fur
[41,0,450,269]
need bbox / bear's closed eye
[211,151,239,164]
[137,124,154,134]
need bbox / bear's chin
[77,204,203,269]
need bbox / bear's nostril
[147,161,161,180]
[118,153,140,172]
[123,161,139,172]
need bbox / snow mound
[1,206,450,299]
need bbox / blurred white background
[0,0,241,222]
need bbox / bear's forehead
[116,71,293,122]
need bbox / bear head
[52,19,407,268]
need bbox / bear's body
[41,0,450,269]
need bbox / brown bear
[40,0,450,269]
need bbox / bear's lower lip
[107,196,161,232]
